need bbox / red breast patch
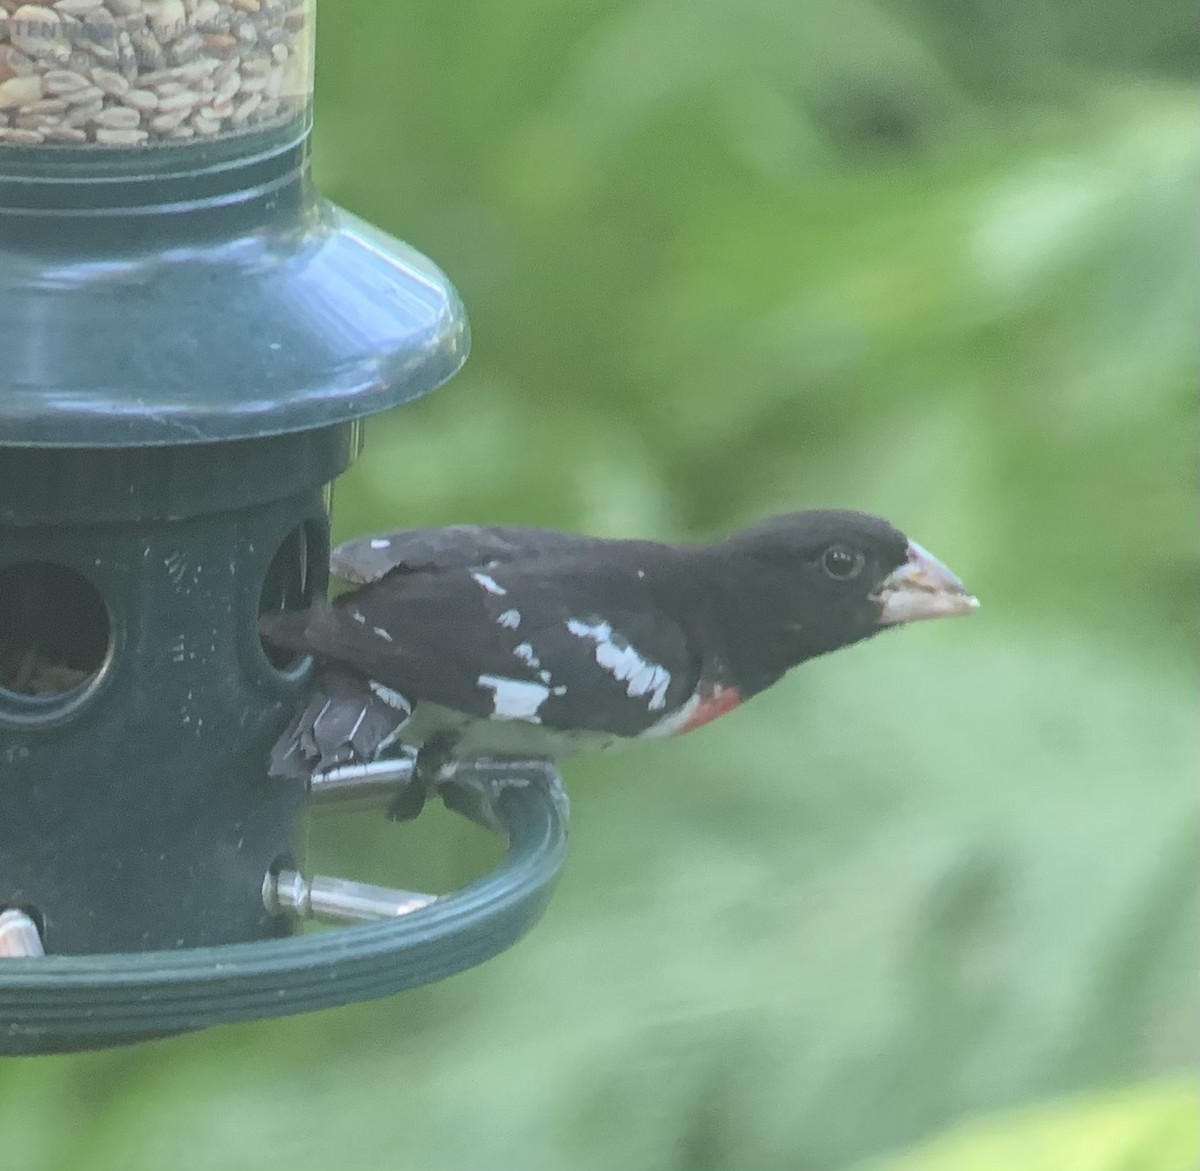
[679,684,742,733]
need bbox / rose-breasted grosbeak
[261,511,977,813]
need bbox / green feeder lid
[0,127,469,447]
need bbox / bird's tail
[268,668,413,781]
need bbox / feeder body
[0,440,344,954]
[0,0,477,1054]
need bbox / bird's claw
[306,751,569,834]
[433,757,570,836]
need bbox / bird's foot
[431,757,570,835]
[307,748,569,833]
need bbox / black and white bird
[260,511,977,812]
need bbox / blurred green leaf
[853,1080,1199,1171]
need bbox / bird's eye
[821,545,865,581]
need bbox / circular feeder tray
[0,763,568,1056]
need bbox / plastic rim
[0,784,567,1050]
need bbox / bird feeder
[0,0,566,1056]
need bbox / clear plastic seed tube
[0,0,313,147]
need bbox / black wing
[269,553,703,737]
[330,525,615,585]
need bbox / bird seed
[0,0,311,148]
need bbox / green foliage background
[3,1,1197,1168]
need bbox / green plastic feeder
[0,1,566,1056]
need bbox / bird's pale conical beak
[874,541,979,626]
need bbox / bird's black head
[709,509,977,688]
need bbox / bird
[260,510,978,821]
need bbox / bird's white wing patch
[476,674,549,723]
[368,681,412,716]
[565,618,671,710]
[471,572,507,596]
[512,642,542,669]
